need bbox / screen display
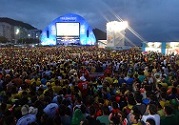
[56,22,80,36]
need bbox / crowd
[0,46,178,125]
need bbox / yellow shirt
[52,86,62,94]
[160,100,170,108]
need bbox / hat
[43,103,59,118]
[80,76,86,81]
[21,105,29,115]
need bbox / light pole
[15,28,20,44]
[107,21,128,49]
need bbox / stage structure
[106,21,128,50]
[40,13,96,46]
[142,42,179,55]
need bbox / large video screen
[56,22,80,36]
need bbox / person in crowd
[96,106,110,125]
[146,118,156,125]
[141,104,160,125]
[129,111,143,125]
[133,91,147,115]
[160,105,179,125]
[86,105,101,125]
[59,104,72,125]
[71,108,85,125]
[0,46,178,125]
[16,105,38,125]
[109,101,121,125]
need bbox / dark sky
[1,0,179,44]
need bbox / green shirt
[161,114,178,125]
[96,115,110,125]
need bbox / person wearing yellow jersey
[144,67,149,77]
[30,77,41,86]
[52,80,62,95]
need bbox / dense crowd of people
[0,46,178,125]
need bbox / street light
[16,28,20,35]
[28,34,31,38]
[15,28,20,44]
[36,34,40,45]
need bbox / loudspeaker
[86,30,89,37]
[46,30,49,38]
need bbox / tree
[17,38,39,44]
[0,36,8,43]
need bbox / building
[27,29,41,39]
[142,41,179,55]
[0,22,13,41]
[0,17,41,43]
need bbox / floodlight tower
[106,21,128,49]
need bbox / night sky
[1,0,179,44]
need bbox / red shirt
[78,81,88,97]
[104,67,112,77]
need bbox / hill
[93,28,106,40]
[0,17,36,30]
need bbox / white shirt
[142,114,160,125]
